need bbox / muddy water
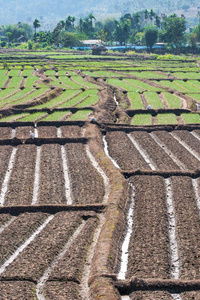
[113,93,119,106]
[34,127,38,138]
[192,179,200,215]
[11,128,16,139]
[165,178,179,279]
[32,147,41,205]
[103,135,120,169]
[57,128,72,204]
[118,185,135,280]
[165,178,182,300]
[0,147,17,206]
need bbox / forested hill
[0,0,199,28]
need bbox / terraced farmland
[0,50,200,299]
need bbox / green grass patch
[181,113,200,124]
[173,72,200,79]
[188,93,200,102]
[144,92,164,109]
[127,71,167,79]
[0,76,9,88]
[68,109,93,120]
[59,90,93,108]
[59,76,81,89]
[0,113,29,122]
[8,69,21,76]
[155,80,188,93]
[0,88,33,108]
[157,113,178,124]
[131,113,152,125]
[19,112,47,122]
[125,79,163,92]
[162,92,181,108]
[25,77,39,88]
[0,88,17,99]
[75,94,99,107]
[127,92,144,109]
[33,90,81,109]
[71,76,99,89]
[42,111,70,121]
[45,70,56,76]
[21,69,34,76]
[7,77,23,88]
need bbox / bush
[28,40,33,50]
[0,41,6,47]
[33,42,40,50]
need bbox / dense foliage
[0,9,199,54]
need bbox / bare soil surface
[15,126,34,139]
[127,175,170,279]
[0,214,12,226]
[153,131,200,171]
[65,143,105,204]
[1,212,83,280]
[0,212,48,265]
[44,282,81,300]
[60,125,82,138]
[130,291,174,299]
[105,131,150,171]
[38,144,66,205]
[171,176,200,280]
[1,124,200,298]
[181,291,200,299]
[4,145,36,206]
[38,126,58,138]
[0,146,13,189]
[48,217,98,282]
[0,127,12,139]
[0,281,36,299]
[173,130,200,154]
[129,131,181,171]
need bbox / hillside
[0,0,199,29]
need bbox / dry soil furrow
[105,131,150,171]
[127,175,170,279]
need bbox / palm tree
[33,19,40,41]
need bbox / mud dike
[1,122,200,300]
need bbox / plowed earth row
[1,124,200,299]
[105,129,200,172]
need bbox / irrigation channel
[0,147,17,206]
[36,220,86,300]
[170,132,200,162]
[0,215,54,275]
[57,128,72,204]
[103,132,185,299]
[149,132,185,170]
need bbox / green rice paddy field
[0,50,199,124]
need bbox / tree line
[0,9,200,53]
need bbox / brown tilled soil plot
[1,123,200,300]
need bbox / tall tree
[144,25,158,52]
[33,18,40,40]
[160,14,186,52]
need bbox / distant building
[81,39,105,47]
[17,35,27,43]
